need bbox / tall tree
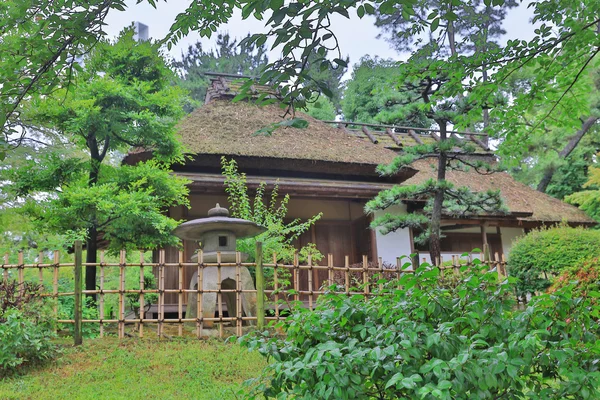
[498,61,600,197]
[0,0,137,159]
[173,33,269,111]
[3,29,190,295]
[342,56,432,127]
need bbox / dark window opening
[414,231,502,255]
[219,236,228,247]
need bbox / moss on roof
[178,99,399,165]
[405,159,595,224]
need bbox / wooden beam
[430,131,440,141]
[407,129,424,145]
[361,126,379,144]
[386,128,402,147]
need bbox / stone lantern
[172,204,266,328]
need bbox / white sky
[104,0,536,77]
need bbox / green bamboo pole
[255,241,265,330]
[74,240,83,346]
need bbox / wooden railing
[1,241,507,344]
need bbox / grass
[0,337,266,400]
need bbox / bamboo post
[307,254,313,310]
[73,240,83,346]
[293,252,299,303]
[501,254,507,277]
[255,242,265,330]
[273,252,279,320]
[53,250,59,322]
[344,256,350,296]
[139,251,144,338]
[3,253,8,283]
[235,251,242,336]
[411,253,419,270]
[197,249,204,338]
[362,255,369,295]
[494,252,502,280]
[378,257,384,292]
[396,257,402,290]
[217,251,223,339]
[17,251,24,289]
[483,243,491,270]
[118,249,126,339]
[158,249,165,338]
[327,253,333,287]
[99,251,105,338]
[38,251,44,286]
[178,250,184,337]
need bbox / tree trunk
[86,226,98,302]
[429,122,448,264]
[537,116,598,193]
[86,151,101,299]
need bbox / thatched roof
[178,99,400,166]
[405,159,595,224]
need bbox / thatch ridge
[405,159,595,224]
[178,99,399,165]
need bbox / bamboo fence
[1,241,507,344]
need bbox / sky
[104,0,537,78]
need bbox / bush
[508,225,600,296]
[550,257,600,298]
[241,266,600,399]
[0,280,57,374]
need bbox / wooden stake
[197,249,204,338]
[255,242,265,330]
[118,249,126,339]
[217,251,223,339]
[344,256,350,296]
[307,254,313,310]
[17,251,24,289]
[3,253,9,283]
[327,254,333,287]
[293,252,299,303]
[38,251,44,286]
[273,252,279,320]
[53,250,59,323]
[178,250,184,337]
[158,249,165,338]
[236,251,242,336]
[363,255,369,295]
[99,250,105,338]
[139,251,144,338]
[73,241,83,346]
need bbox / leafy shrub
[508,225,600,296]
[58,295,99,338]
[242,266,600,399]
[550,257,600,298]
[0,280,57,374]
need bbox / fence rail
[1,241,507,344]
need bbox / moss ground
[0,337,265,400]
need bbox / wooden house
[124,73,595,305]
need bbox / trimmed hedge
[508,226,600,296]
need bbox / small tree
[221,157,323,265]
[2,28,190,296]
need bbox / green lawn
[0,338,266,400]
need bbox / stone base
[185,267,257,328]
